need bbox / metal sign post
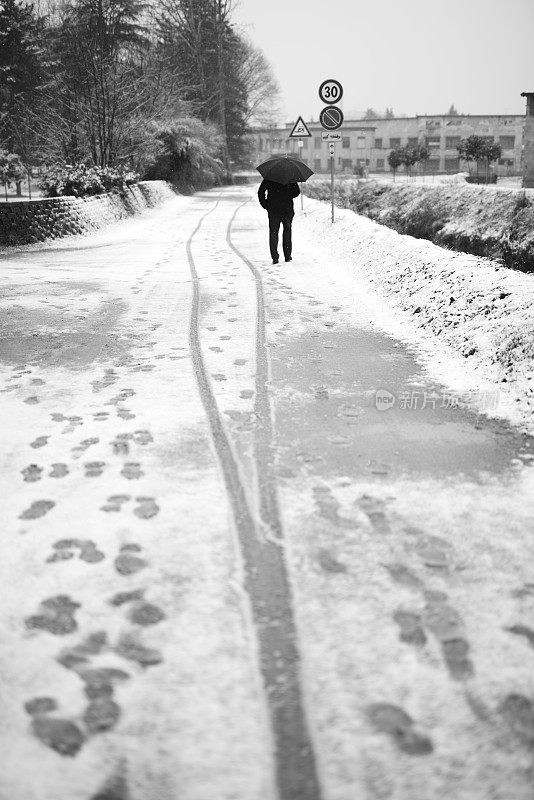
[289,116,312,213]
[298,139,304,210]
[329,142,335,223]
[319,79,344,224]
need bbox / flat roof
[250,114,524,132]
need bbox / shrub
[0,150,27,193]
[144,118,226,193]
[303,177,534,271]
[40,164,140,197]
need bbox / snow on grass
[304,179,534,272]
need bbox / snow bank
[300,198,534,432]
[303,179,534,272]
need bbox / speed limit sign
[318,79,343,105]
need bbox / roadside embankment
[303,179,534,272]
[0,180,176,247]
[299,198,534,431]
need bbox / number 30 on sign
[318,79,343,104]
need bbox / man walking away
[257,179,300,264]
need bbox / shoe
[285,257,292,262]
[272,259,279,264]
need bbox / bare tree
[32,0,187,169]
[235,37,280,127]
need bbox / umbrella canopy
[256,154,314,185]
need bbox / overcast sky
[234,0,534,123]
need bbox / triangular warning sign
[289,116,312,138]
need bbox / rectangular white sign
[322,132,342,142]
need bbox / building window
[499,135,515,150]
[445,136,461,149]
[444,157,460,172]
[314,158,321,172]
[357,137,365,149]
[314,137,322,148]
[389,138,401,149]
[374,138,382,149]
[342,159,352,170]
[480,136,494,143]
[426,136,441,146]
[342,137,350,148]
[376,158,385,169]
[259,138,264,151]
[407,137,418,147]
[427,158,440,171]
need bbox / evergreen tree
[0,0,48,152]
[387,147,403,179]
[157,0,277,166]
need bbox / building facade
[250,114,524,176]
[521,93,534,187]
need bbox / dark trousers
[268,211,293,261]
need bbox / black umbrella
[256,154,314,185]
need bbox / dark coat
[258,180,300,215]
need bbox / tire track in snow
[226,201,322,800]
[186,197,321,800]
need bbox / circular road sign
[320,105,344,131]
[318,79,343,105]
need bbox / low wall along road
[0,181,176,247]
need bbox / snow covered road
[1,185,534,800]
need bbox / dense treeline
[0,0,278,191]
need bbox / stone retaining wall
[0,181,176,247]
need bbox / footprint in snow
[22,464,43,482]
[30,436,49,449]
[50,463,69,478]
[72,437,99,459]
[133,497,159,519]
[121,462,144,480]
[25,701,85,757]
[117,408,136,420]
[114,548,147,576]
[25,595,80,635]
[47,539,104,564]
[19,500,55,520]
[133,430,153,445]
[101,494,130,512]
[84,461,105,478]
[366,703,433,755]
